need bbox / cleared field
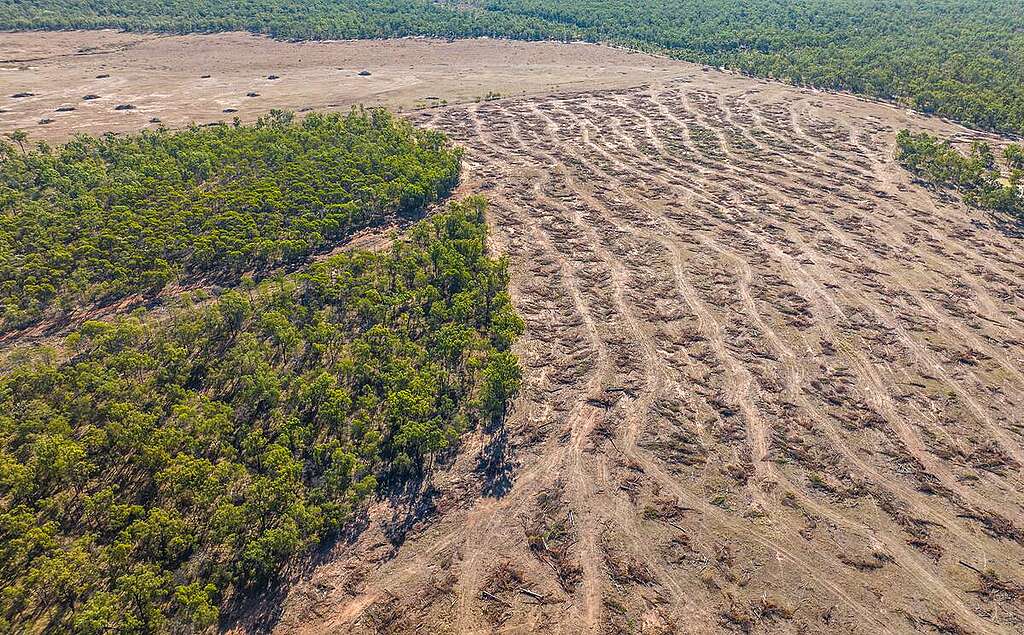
[267,74,1024,634]
[0,31,683,141]
[4,31,1024,635]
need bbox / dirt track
[4,31,1024,635]
[267,73,1024,634]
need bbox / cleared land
[5,31,1024,635]
[0,31,683,141]
[279,72,1024,635]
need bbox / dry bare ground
[4,31,1024,635]
[0,32,683,141]
[271,74,1024,634]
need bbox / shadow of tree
[477,425,515,498]
[221,400,522,632]
[382,482,441,547]
[219,511,371,634]
[977,214,1024,239]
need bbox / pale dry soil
[0,31,683,141]
[5,31,1024,635]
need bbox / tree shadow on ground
[476,424,515,498]
[221,406,520,632]
[219,512,371,634]
[977,215,1024,239]
[381,480,441,548]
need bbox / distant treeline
[0,108,461,332]
[0,196,524,633]
[896,130,1024,220]
[4,0,1024,134]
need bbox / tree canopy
[896,129,1024,220]
[0,196,523,633]
[4,1,1024,134]
[0,108,461,332]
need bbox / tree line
[0,108,461,333]
[896,129,1024,220]
[4,1,1024,134]
[0,196,523,633]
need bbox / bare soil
[4,31,1024,635]
[1,31,684,141]
[277,71,1024,635]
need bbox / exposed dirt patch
[0,31,684,141]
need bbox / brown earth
[4,31,1024,635]
[274,70,1024,635]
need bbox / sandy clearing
[1,30,685,141]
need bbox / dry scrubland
[5,31,1024,635]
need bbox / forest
[896,130,1024,220]
[0,196,523,633]
[0,108,461,333]
[2,0,1024,134]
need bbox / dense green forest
[0,196,523,633]
[0,109,461,332]
[896,130,1024,220]
[3,1,1024,134]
